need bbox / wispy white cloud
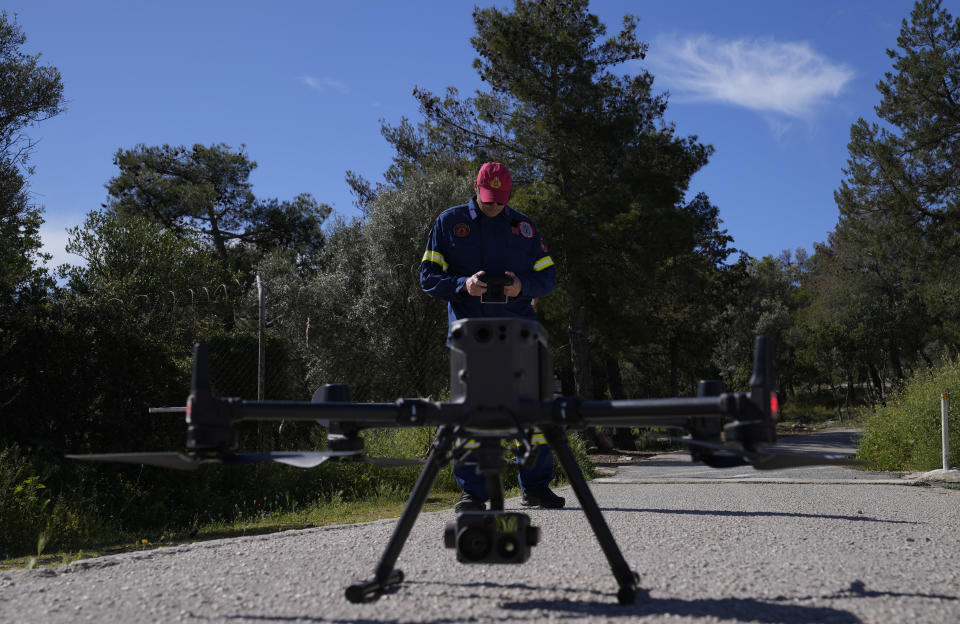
[38,221,85,269]
[764,116,793,142]
[650,35,854,117]
[301,75,350,95]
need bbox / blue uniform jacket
[420,197,555,327]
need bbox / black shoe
[520,487,565,509]
[455,491,486,513]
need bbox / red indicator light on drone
[770,393,779,419]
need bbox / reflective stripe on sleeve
[513,433,548,447]
[463,439,480,449]
[422,250,449,271]
[533,256,554,272]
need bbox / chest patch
[453,223,471,237]
[519,221,535,238]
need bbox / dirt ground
[586,449,659,475]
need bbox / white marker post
[942,390,950,471]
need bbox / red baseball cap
[476,162,511,205]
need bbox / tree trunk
[568,295,593,398]
[605,353,625,399]
[566,278,611,450]
[844,372,855,422]
[207,210,230,265]
[889,340,905,383]
[605,355,634,449]
[868,363,885,406]
[669,333,679,397]
[831,382,842,419]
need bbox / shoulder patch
[453,223,471,237]
[519,222,535,239]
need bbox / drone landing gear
[345,425,457,603]
[345,424,640,605]
[541,424,640,605]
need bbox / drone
[69,317,858,605]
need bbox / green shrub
[0,445,51,557]
[561,431,596,480]
[858,358,960,471]
[0,445,102,558]
[360,427,595,491]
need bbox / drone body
[69,317,859,605]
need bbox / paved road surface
[2,429,958,623]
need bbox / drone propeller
[222,450,364,468]
[67,449,423,471]
[673,436,863,471]
[66,452,212,471]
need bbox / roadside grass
[1,430,593,569]
[0,486,474,571]
[858,357,960,471]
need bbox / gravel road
[2,429,958,623]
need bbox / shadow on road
[584,507,916,524]
[503,594,861,623]
[221,578,958,624]
[522,505,916,524]
[418,579,862,624]
[775,579,958,603]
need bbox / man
[420,162,564,513]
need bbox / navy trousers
[454,445,555,501]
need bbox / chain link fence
[94,276,309,402]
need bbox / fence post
[257,275,266,450]
[257,275,266,401]
[942,390,950,471]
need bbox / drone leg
[478,439,506,511]
[486,473,505,511]
[345,426,456,603]
[541,425,640,606]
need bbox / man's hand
[464,271,487,297]
[504,271,522,297]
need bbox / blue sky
[6,1,924,268]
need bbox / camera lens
[475,326,491,343]
[497,535,520,560]
[458,527,491,561]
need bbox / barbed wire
[67,279,308,404]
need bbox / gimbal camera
[70,317,858,605]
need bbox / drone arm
[550,395,737,429]
[189,397,444,431]
[234,400,404,425]
[188,344,444,431]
